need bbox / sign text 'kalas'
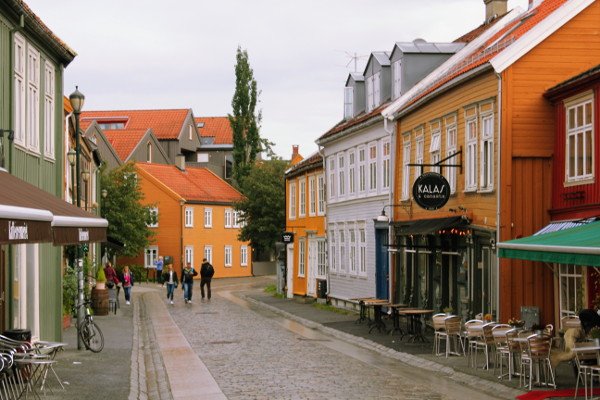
[412,172,451,211]
[8,221,28,241]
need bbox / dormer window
[392,60,402,100]
[189,125,193,140]
[344,87,354,119]
[147,142,152,163]
[366,72,381,112]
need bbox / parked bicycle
[74,300,104,353]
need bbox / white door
[286,244,294,298]
[307,239,317,296]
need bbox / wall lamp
[376,201,413,222]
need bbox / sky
[26,0,528,159]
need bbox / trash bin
[3,329,31,342]
[316,279,327,299]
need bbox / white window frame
[145,246,158,269]
[14,34,25,147]
[392,59,402,100]
[359,226,367,277]
[204,208,213,228]
[373,71,381,109]
[415,134,424,185]
[479,111,494,191]
[148,207,159,228]
[348,150,356,196]
[240,246,248,266]
[233,210,241,228]
[317,239,327,278]
[382,140,391,190]
[349,226,357,275]
[445,118,458,194]
[337,154,345,197]
[465,114,478,192]
[225,208,233,228]
[224,245,232,267]
[308,176,316,216]
[368,143,377,192]
[402,137,411,200]
[299,178,306,217]
[366,75,374,112]
[185,207,194,227]
[289,182,297,219]
[430,128,441,173]
[317,175,325,216]
[344,86,354,119]
[358,146,366,194]
[565,92,594,184]
[185,245,194,265]
[338,227,346,273]
[298,238,306,277]
[26,46,40,154]
[43,62,55,159]
[328,157,336,200]
[146,142,152,163]
[329,228,336,273]
[204,245,213,264]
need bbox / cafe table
[351,297,376,325]
[398,309,434,342]
[362,299,391,334]
[387,304,410,337]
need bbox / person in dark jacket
[200,258,215,300]
[181,262,198,304]
[161,264,179,305]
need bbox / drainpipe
[495,72,502,321]
[384,115,396,302]
[317,144,329,298]
[65,112,73,200]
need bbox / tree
[228,46,262,187]
[100,162,155,258]
[235,159,287,260]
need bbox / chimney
[292,145,299,157]
[175,154,186,171]
[484,0,507,21]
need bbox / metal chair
[469,322,495,370]
[492,324,512,379]
[519,333,556,390]
[432,313,447,356]
[443,316,464,357]
[108,287,118,315]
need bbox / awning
[0,170,108,245]
[533,218,596,236]
[498,220,600,266]
[394,216,469,236]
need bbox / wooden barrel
[91,288,109,316]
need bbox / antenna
[344,52,367,73]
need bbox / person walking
[121,266,134,305]
[200,258,215,300]
[181,262,198,304]
[104,261,121,288]
[161,264,178,305]
[154,256,164,284]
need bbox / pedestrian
[121,265,134,305]
[161,264,178,305]
[154,256,164,284]
[181,262,198,304]
[104,261,121,288]
[200,258,215,300]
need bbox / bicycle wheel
[79,319,104,353]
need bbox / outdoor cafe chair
[443,316,464,357]
[562,315,581,331]
[432,313,447,356]
[573,342,600,400]
[519,333,556,390]
[469,322,496,370]
[492,324,513,379]
[463,319,484,363]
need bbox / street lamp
[69,87,85,350]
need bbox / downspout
[495,72,502,321]
[65,112,73,200]
[384,115,396,302]
[317,144,328,297]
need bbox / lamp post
[67,149,76,205]
[69,87,85,350]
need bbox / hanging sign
[281,232,294,244]
[412,172,451,210]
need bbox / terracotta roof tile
[286,152,323,178]
[136,163,244,203]
[104,130,148,161]
[80,109,191,140]
[195,117,233,145]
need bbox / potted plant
[95,266,107,290]
[443,306,453,316]
[590,326,600,346]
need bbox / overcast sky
[26,0,528,159]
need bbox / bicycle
[75,301,104,353]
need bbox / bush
[117,264,147,283]
[63,267,77,316]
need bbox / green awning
[498,220,600,266]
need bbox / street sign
[412,172,451,211]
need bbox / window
[146,142,152,163]
[224,245,232,267]
[197,153,209,162]
[233,211,241,228]
[145,247,158,269]
[14,34,25,146]
[329,229,336,273]
[415,134,424,185]
[225,209,233,228]
[366,75,374,113]
[392,60,402,100]
[188,125,193,140]
[465,111,478,191]
[27,46,40,153]
[299,178,306,217]
[148,207,158,228]
[445,115,458,194]
[43,62,55,159]
[344,86,354,119]
[289,182,297,219]
[185,207,194,227]
[358,147,366,193]
[369,144,377,192]
[204,208,212,228]
[185,246,194,265]
[480,111,494,191]
[430,122,441,173]
[339,228,346,273]
[308,176,316,216]
[382,140,390,190]
[349,227,357,275]
[317,239,327,278]
[328,157,336,199]
[240,246,248,266]
[298,238,306,277]
[338,154,345,197]
[402,137,411,200]
[348,150,356,195]
[373,72,381,109]
[566,93,594,183]
[317,175,325,215]
[204,246,213,264]
[359,227,367,276]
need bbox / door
[307,239,317,297]
[375,228,389,300]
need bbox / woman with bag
[161,264,179,305]
[121,266,134,305]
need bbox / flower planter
[62,314,72,330]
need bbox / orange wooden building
[119,162,252,279]
[382,0,600,326]
[284,148,327,298]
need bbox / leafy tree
[100,162,155,258]
[228,46,262,187]
[235,159,287,260]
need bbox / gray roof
[394,39,465,54]
[345,73,364,86]
[371,52,391,67]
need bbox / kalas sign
[412,172,451,210]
